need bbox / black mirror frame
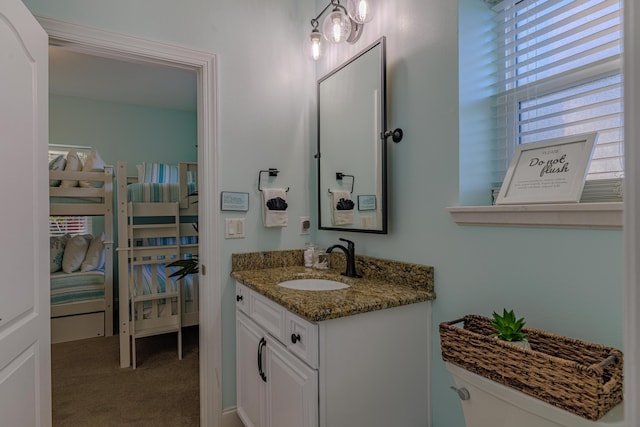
[316,36,388,234]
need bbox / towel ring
[258,168,289,192]
[328,172,354,194]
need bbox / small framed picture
[496,133,597,205]
[358,195,377,211]
[221,191,249,211]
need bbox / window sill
[447,202,623,230]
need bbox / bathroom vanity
[232,250,435,427]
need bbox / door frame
[37,16,222,427]
[624,0,639,421]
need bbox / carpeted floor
[52,326,200,427]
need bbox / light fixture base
[346,21,364,44]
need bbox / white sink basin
[277,279,350,291]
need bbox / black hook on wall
[382,128,404,143]
[258,168,290,192]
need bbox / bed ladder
[127,201,182,369]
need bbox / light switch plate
[225,218,246,239]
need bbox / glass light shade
[322,9,352,43]
[310,30,322,60]
[346,0,375,24]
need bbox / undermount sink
[277,279,350,291]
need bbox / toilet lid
[446,363,625,427]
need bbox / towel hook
[328,172,355,194]
[259,168,289,192]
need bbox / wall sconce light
[309,0,375,60]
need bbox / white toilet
[446,362,625,427]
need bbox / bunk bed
[49,164,114,344]
[116,160,199,368]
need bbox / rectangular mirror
[317,37,387,233]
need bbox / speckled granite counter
[231,249,435,322]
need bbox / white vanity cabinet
[236,283,318,427]
[235,281,430,427]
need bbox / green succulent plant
[489,309,528,342]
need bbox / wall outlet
[299,216,311,235]
[225,218,246,239]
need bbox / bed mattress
[51,271,105,306]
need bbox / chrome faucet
[326,238,362,278]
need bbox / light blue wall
[50,94,197,173]
[30,1,624,424]
[312,1,623,427]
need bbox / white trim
[221,407,244,427]
[36,17,222,427]
[448,202,622,229]
[624,0,639,422]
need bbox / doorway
[39,15,222,427]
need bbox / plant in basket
[489,308,531,350]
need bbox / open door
[0,1,51,425]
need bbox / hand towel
[262,188,288,228]
[331,190,354,226]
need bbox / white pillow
[81,232,105,272]
[79,150,106,188]
[60,150,83,188]
[50,234,71,273]
[49,155,66,187]
[62,234,92,273]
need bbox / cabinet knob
[236,295,243,302]
[291,333,301,344]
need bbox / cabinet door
[236,311,266,427]
[266,336,318,427]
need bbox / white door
[236,312,266,427]
[266,335,318,427]
[0,1,51,426]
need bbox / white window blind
[490,0,624,185]
[49,216,90,237]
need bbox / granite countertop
[231,249,435,322]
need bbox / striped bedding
[51,271,104,306]
[127,183,181,203]
[133,256,197,302]
[127,170,196,203]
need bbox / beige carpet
[52,326,200,427]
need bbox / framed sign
[221,191,249,211]
[496,133,597,205]
[358,195,377,211]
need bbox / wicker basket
[440,315,623,421]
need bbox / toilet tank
[445,362,624,427]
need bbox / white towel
[331,190,354,226]
[262,188,288,228]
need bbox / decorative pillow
[62,234,92,273]
[81,232,105,272]
[139,162,179,184]
[60,150,83,188]
[49,155,66,187]
[50,234,71,273]
[79,150,106,188]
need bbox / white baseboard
[222,407,243,427]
